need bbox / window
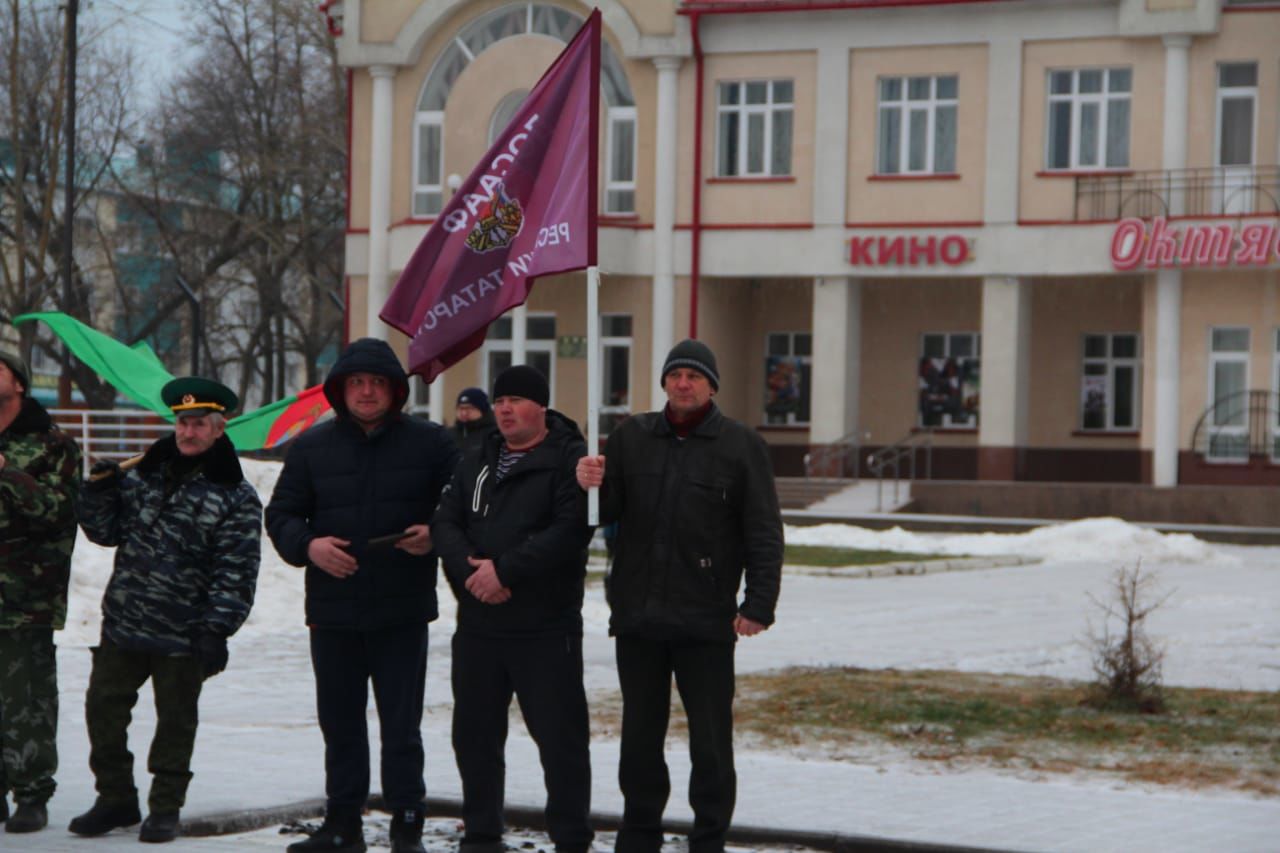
[716,80,793,177]
[600,314,632,435]
[1046,67,1131,170]
[1208,327,1249,460]
[877,75,957,175]
[918,333,980,428]
[1216,62,1257,214]
[764,332,811,425]
[413,112,444,216]
[605,107,637,214]
[481,312,557,403]
[1080,333,1140,431]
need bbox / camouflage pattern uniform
[78,432,260,814]
[0,397,81,809]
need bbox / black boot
[5,801,48,833]
[389,807,426,853]
[139,811,180,843]
[286,815,366,853]
[0,796,9,823]
[68,797,143,836]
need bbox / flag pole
[586,264,600,525]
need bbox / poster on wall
[918,357,980,425]
[1081,373,1107,429]
[765,355,804,423]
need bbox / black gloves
[87,459,123,491]
[193,632,229,679]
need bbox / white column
[812,48,849,226]
[650,56,681,409]
[979,277,1030,463]
[809,278,861,443]
[366,64,396,340]
[511,304,527,366]
[1162,35,1191,214]
[1153,270,1181,487]
[983,37,1023,225]
[429,380,444,424]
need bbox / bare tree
[1085,562,1171,713]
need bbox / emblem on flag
[464,183,524,253]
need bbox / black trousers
[309,621,428,814]
[614,634,736,853]
[84,641,203,813]
[451,632,592,850]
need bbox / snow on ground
[29,459,1280,852]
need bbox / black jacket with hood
[265,338,459,630]
[432,409,592,638]
[596,402,783,643]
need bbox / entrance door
[1215,63,1257,215]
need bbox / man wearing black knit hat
[433,365,594,853]
[576,339,783,853]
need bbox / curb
[786,554,1040,578]
[182,796,1024,853]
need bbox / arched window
[412,2,637,218]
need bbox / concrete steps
[773,477,855,509]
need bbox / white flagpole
[586,265,600,525]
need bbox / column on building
[1151,35,1191,487]
[809,278,862,476]
[365,64,396,341]
[977,277,1030,480]
[649,56,681,409]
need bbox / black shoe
[68,797,142,836]
[286,819,367,852]
[0,796,8,823]
[5,802,47,833]
[389,807,426,853]
[458,836,505,853]
[139,811,180,843]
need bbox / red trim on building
[707,175,797,184]
[1071,430,1140,439]
[867,173,961,182]
[1035,169,1135,179]
[680,0,1016,12]
[675,222,814,230]
[846,220,983,228]
[346,227,370,235]
[1222,3,1280,11]
[600,219,654,229]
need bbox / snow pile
[784,516,1219,565]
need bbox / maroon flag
[380,9,601,380]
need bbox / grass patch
[784,544,950,567]
[725,667,1280,794]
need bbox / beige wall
[1027,277,1144,447]
[1019,38,1166,222]
[847,44,988,224]
[617,0,674,36]
[1187,14,1280,173]
[859,279,982,448]
[677,51,817,224]
[361,0,420,43]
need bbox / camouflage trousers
[85,641,203,813]
[0,628,59,805]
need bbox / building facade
[333,0,1280,484]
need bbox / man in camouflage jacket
[71,377,261,844]
[0,350,80,834]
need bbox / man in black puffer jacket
[432,365,594,853]
[266,338,459,853]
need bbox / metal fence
[50,409,172,476]
[1074,166,1280,222]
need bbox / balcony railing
[1074,166,1280,222]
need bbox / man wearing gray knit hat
[576,339,783,853]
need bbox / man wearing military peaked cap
[71,372,260,843]
[161,377,239,418]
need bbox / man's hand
[86,459,122,490]
[734,615,767,637]
[307,536,357,578]
[576,455,605,490]
[193,632,229,679]
[464,556,511,604]
[395,524,432,556]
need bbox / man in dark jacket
[0,350,80,834]
[576,339,783,853]
[433,365,594,853]
[449,387,495,456]
[71,376,261,844]
[266,338,459,853]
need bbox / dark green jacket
[0,398,81,630]
[79,434,261,654]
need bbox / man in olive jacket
[576,339,783,853]
[266,338,458,853]
[0,350,80,834]
[433,365,594,853]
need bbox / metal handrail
[803,428,862,479]
[49,408,172,476]
[866,428,934,512]
[1188,389,1279,462]
[1073,165,1280,222]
